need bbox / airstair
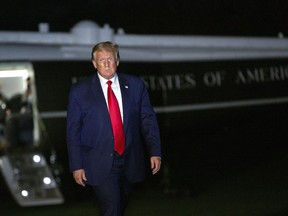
[0,152,64,206]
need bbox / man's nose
[104,60,110,66]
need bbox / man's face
[92,50,119,79]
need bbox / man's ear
[117,60,119,66]
[92,60,97,69]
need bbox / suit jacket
[67,72,161,185]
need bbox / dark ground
[1,149,288,216]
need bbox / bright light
[33,155,41,163]
[0,103,6,109]
[43,177,51,185]
[21,190,29,197]
[0,69,29,78]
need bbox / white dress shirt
[98,73,124,122]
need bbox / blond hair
[91,41,120,61]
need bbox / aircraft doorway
[0,62,64,206]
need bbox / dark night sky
[1,0,288,36]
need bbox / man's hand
[73,169,87,187]
[150,156,161,175]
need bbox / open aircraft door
[0,62,64,206]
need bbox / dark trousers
[93,153,133,216]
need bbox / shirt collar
[98,73,119,86]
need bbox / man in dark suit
[67,41,161,216]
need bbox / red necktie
[107,80,125,155]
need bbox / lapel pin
[125,86,128,89]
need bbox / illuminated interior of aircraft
[0,62,64,206]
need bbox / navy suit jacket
[67,72,161,185]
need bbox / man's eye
[98,59,113,63]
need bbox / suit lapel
[118,74,130,135]
[91,74,110,118]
